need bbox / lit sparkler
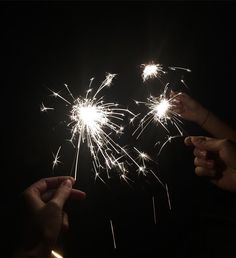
[141,62,166,82]
[141,62,191,82]
[133,83,184,139]
[44,73,146,182]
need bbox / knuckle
[194,157,199,166]
[221,138,230,147]
[195,167,202,176]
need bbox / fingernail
[185,136,191,142]
[200,150,207,157]
[63,179,72,187]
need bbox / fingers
[193,147,207,159]
[185,136,223,178]
[193,148,215,176]
[184,136,194,146]
[184,136,225,152]
[169,92,184,113]
[50,179,86,209]
[70,189,86,200]
[42,188,86,202]
[194,157,214,169]
[184,136,212,147]
[29,176,75,195]
[23,176,76,210]
[51,179,73,209]
[41,189,55,202]
[195,166,216,177]
[170,91,185,99]
[62,212,69,232]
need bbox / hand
[16,176,86,257]
[185,136,236,192]
[171,92,209,125]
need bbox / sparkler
[141,62,191,83]
[133,83,184,140]
[135,62,192,156]
[141,63,166,82]
[43,73,147,182]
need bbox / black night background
[1,1,236,258]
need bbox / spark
[181,79,189,88]
[50,90,71,105]
[141,63,166,82]
[46,73,145,182]
[110,219,117,249]
[52,146,62,170]
[165,184,172,210]
[169,66,191,73]
[51,250,63,258]
[150,169,165,188]
[157,135,184,156]
[40,102,54,112]
[134,147,151,175]
[133,84,184,139]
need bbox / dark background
[1,1,236,258]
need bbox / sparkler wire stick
[110,219,117,249]
[73,133,82,180]
[165,184,172,210]
[152,196,157,225]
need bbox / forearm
[198,111,236,142]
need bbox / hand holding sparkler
[13,176,86,258]
[171,92,236,142]
[170,92,209,125]
[185,136,236,192]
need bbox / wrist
[200,110,211,127]
[195,107,210,126]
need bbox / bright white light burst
[153,98,170,119]
[141,63,166,82]
[133,84,184,139]
[44,73,145,182]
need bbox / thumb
[190,136,223,152]
[51,179,73,209]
